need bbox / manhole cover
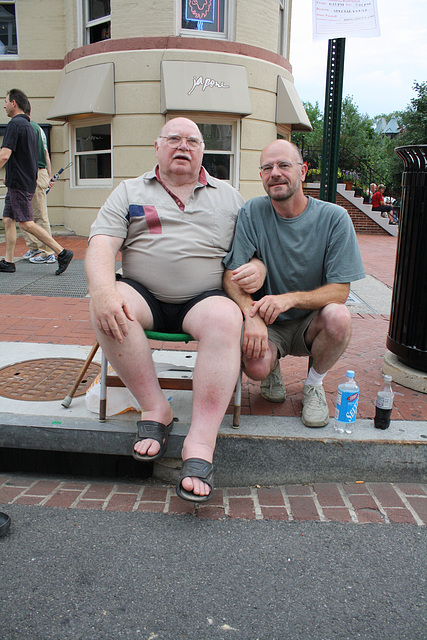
[0,359,101,402]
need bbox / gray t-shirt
[223,195,365,321]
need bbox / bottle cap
[346,370,355,378]
[384,374,392,382]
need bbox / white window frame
[278,0,290,58]
[81,0,111,45]
[176,0,234,41]
[70,118,113,188]
[166,114,240,188]
[0,0,18,57]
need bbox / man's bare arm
[251,283,350,325]
[0,147,12,171]
[223,268,269,359]
[230,257,267,294]
[85,235,135,342]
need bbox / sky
[289,0,427,120]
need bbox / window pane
[202,154,230,180]
[0,4,17,55]
[198,123,231,151]
[79,153,111,179]
[89,21,110,42]
[88,0,110,21]
[181,0,224,33]
[76,125,111,152]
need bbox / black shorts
[117,275,228,333]
[3,188,34,222]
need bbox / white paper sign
[312,0,381,41]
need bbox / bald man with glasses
[223,139,365,429]
[86,117,264,503]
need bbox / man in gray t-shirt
[223,140,365,428]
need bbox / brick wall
[305,186,389,235]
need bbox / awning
[276,76,312,132]
[161,61,251,116]
[47,63,115,121]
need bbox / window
[84,0,110,44]
[179,0,231,39]
[73,121,112,186]
[195,120,239,186]
[278,0,290,57]
[0,2,17,55]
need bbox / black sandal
[132,420,173,462]
[176,458,214,503]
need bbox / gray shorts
[267,311,317,358]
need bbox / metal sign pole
[320,37,346,203]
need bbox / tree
[385,82,427,193]
[292,101,324,178]
[399,81,427,144]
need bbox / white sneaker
[22,249,41,260]
[302,384,329,428]
[29,254,56,264]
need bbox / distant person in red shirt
[371,185,398,225]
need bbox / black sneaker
[0,259,16,273]
[55,249,74,275]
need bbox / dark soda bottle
[374,375,394,430]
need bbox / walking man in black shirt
[0,88,73,275]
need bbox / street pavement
[1,502,426,640]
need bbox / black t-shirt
[2,113,38,193]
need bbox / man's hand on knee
[91,286,135,342]
[242,315,269,360]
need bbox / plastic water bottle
[374,374,394,430]
[334,370,359,434]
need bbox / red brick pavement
[0,234,426,420]
[0,234,425,524]
[1,474,425,525]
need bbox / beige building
[0,0,311,236]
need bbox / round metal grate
[0,358,101,402]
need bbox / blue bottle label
[335,389,359,423]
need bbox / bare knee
[19,221,33,232]
[243,356,272,381]
[188,298,243,343]
[318,303,351,343]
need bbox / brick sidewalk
[1,474,425,525]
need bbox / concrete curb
[1,412,425,485]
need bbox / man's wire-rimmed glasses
[259,161,303,175]
[158,135,204,150]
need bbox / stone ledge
[383,350,427,394]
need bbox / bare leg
[244,303,351,381]
[90,283,173,457]
[19,220,64,256]
[3,217,17,263]
[179,296,243,497]
[304,303,351,373]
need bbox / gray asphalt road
[1,505,425,640]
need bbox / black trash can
[386,145,427,372]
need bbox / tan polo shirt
[89,167,244,303]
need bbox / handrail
[297,142,399,200]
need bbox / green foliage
[386,82,427,192]
[292,84,427,196]
[399,81,427,144]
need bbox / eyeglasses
[158,135,204,150]
[259,161,303,175]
